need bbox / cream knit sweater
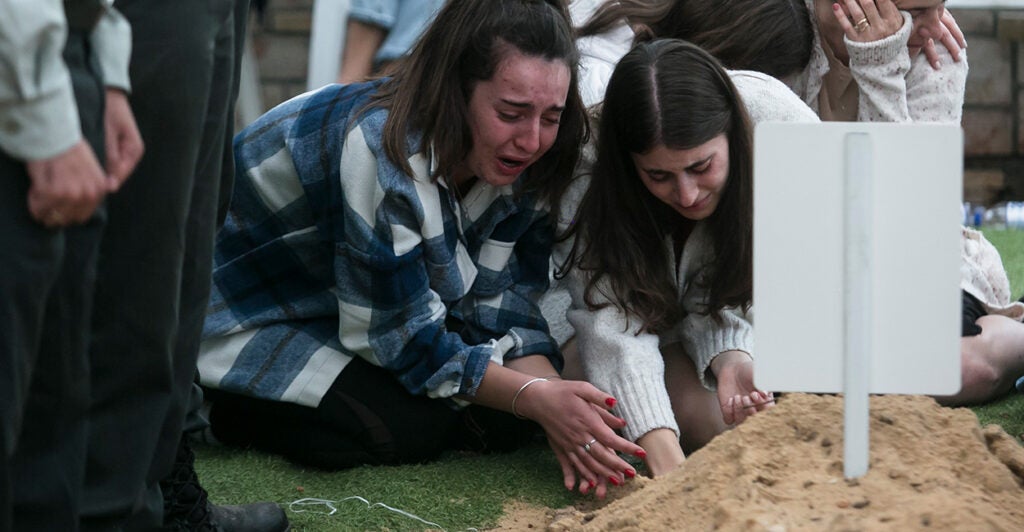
[538,0,819,442]
[788,0,968,123]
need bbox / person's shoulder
[728,70,784,89]
[727,69,820,125]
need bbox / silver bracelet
[511,377,548,420]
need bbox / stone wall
[245,2,1024,205]
[249,0,313,110]
[953,7,1024,205]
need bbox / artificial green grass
[195,228,1024,531]
[196,441,566,531]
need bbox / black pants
[80,1,248,529]
[0,32,106,531]
[207,358,539,470]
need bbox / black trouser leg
[2,32,106,531]
[81,1,243,529]
[209,358,464,469]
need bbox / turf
[195,228,1024,531]
[196,441,567,530]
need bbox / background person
[78,0,288,530]
[791,0,967,122]
[0,0,138,529]
[337,0,445,84]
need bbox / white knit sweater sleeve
[845,12,914,122]
[566,272,681,442]
[678,305,754,391]
[560,137,679,442]
[905,46,967,123]
[675,227,754,390]
[728,70,821,124]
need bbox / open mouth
[498,157,528,174]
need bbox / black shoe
[162,436,290,532]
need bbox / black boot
[161,436,290,532]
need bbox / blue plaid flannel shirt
[197,81,561,407]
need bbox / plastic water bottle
[980,201,1024,230]
[1010,202,1024,229]
[983,203,1007,229]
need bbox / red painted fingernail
[605,397,617,407]
[589,479,597,489]
[624,469,636,478]
[635,450,647,458]
[608,476,621,486]
[619,417,627,425]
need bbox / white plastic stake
[843,133,872,479]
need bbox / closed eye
[690,162,711,174]
[644,170,673,183]
[688,156,713,174]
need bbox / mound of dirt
[505,394,1024,531]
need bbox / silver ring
[582,438,598,453]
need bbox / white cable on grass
[289,496,444,530]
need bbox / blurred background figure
[337,0,444,84]
[1,0,136,529]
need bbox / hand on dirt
[517,379,645,497]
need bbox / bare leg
[662,344,728,454]
[935,314,1024,406]
[337,20,386,84]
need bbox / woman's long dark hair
[565,39,753,333]
[363,0,588,205]
[578,0,812,79]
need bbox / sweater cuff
[605,367,680,443]
[844,12,911,67]
[691,324,753,391]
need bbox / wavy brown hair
[564,39,753,333]
[578,0,812,79]
[362,0,587,205]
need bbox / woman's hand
[515,379,646,498]
[710,350,774,425]
[635,428,685,478]
[833,0,903,43]
[919,8,966,69]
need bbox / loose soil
[493,393,1024,531]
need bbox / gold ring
[47,210,64,226]
[855,17,870,32]
[582,438,598,453]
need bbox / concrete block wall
[246,3,1024,205]
[955,7,1024,206]
[249,0,313,109]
